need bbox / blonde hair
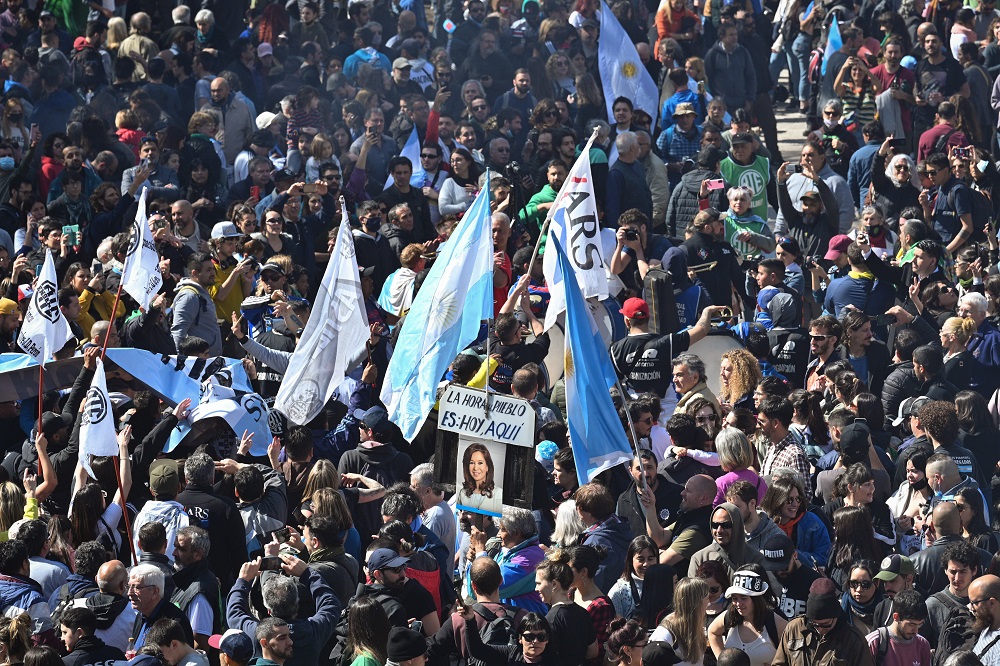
[685,57,705,81]
[310,134,334,161]
[106,17,127,50]
[0,613,31,662]
[942,316,977,345]
[719,348,762,404]
[187,111,217,135]
[0,482,24,532]
[269,254,294,275]
[661,577,709,662]
[311,488,352,532]
[115,109,140,130]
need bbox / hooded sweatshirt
[337,442,414,549]
[581,514,634,593]
[170,278,221,355]
[80,592,136,652]
[687,502,765,578]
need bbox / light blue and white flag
[821,18,842,75]
[17,249,73,363]
[103,349,254,405]
[380,183,494,441]
[385,126,421,190]
[551,236,633,482]
[274,198,369,426]
[597,1,660,130]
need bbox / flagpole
[612,374,649,492]
[523,127,601,285]
[100,279,125,361]
[485,169,492,417]
[36,363,43,443]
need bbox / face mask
[910,477,928,491]
[0,157,15,170]
[823,118,839,129]
[7,114,21,122]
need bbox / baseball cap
[643,642,679,666]
[725,570,769,598]
[730,132,753,145]
[619,297,649,320]
[149,459,180,497]
[208,630,254,662]
[257,42,273,58]
[17,285,33,302]
[39,10,53,18]
[761,532,794,572]
[260,263,284,275]
[823,234,853,260]
[673,102,697,117]
[359,265,375,278]
[367,548,409,571]
[39,412,70,437]
[0,298,17,315]
[211,222,243,239]
[800,190,821,202]
[256,111,279,130]
[392,57,412,70]
[874,554,916,581]
[273,168,296,183]
[839,419,871,461]
[353,405,389,433]
[250,129,272,147]
[581,17,599,28]
[892,396,931,427]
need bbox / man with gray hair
[466,507,547,614]
[177,452,247,590]
[606,130,652,227]
[672,353,721,416]
[960,292,1000,367]
[127,563,193,648]
[636,129,669,227]
[227,553,339,666]
[410,463,456,564]
[171,527,217,652]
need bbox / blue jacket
[227,568,339,666]
[969,319,1000,369]
[660,89,707,129]
[823,274,894,318]
[343,48,391,80]
[0,573,54,643]
[47,573,98,610]
[582,515,633,594]
[467,536,547,614]
[847,142,880,209]
[792,511,831,569]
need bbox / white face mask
[823,118,839,129]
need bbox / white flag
[543,131,608,331]
[79,357,118,477]
[17,249,73,363]
[597,1,660,130]
[121,188,163,311]
[274,199,369,425]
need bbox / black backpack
[70,46,106,90]
[933,605,978,666]
[945,184,992,243]
[49,580,99,627]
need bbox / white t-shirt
[186,593,214,637]
[648,627,705,666]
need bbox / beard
[974,609,993,633]
[910,477,929,491]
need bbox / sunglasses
[472,104,488,111]
[785,495,802,505]
[849,580,873,590]
[809,334,833,341]
[544,110,558,117]
[696,414,717,423]
[926,169,940,176]
[708,585,721,594]
[895,164,910,171]
[522,632,549,643]
[420,153,439,159]
[711,521,733,530]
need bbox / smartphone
[367,125,376,136]
[250,185,261,200]
[33,262,42,275]
[874,314,898,327]
[697,80,705,94]
[302,182,320,194]
[706,179,725,191]
[29,123,37,136]
[62,225,78,247]
[140,158,150,170]
[272,527,292,544]
[888,138,906,148]
[785,164,804,174]
[260,556,283,571]
[955,146,972,159]
[91,259,102,274]
[152,216,168,231]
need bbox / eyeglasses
[495,147,510,153]
[696,414,717,424]
[522,632,549,643]
[895,164,910,172]
[420,153,439,159]
[638,417,653,425]
[711,521,733,530]
[262,273,284,282]
[926,169,940,176]
[970,598,992,609]
[809,334,833,341]
[384,565,405,574]
[823,110,841,118]
[472,104,488,111]
[810,619,836,631]
[849,580,873,590]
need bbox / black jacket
[910,534,992,596]
[62,634,126,666]
[616,476,682,540]
[665,168,728,237]
[881,361,920,429]
[131,596,193,648]
[945,350,994,396]
[171,560,221,634]
[682,231,746,307]
[378,222,412,266]
[176,484,248,591]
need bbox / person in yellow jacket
[208,221,255,332]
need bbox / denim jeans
[791,33,814,102]
[769,38,801,101]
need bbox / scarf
[777,511,804,539]
[309,545,347,561]
[840,588,883,627]
[848,269,875,280]
[197,26,212,44]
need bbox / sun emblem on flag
[621,61,638,78]
[564,346,574,378]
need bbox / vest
[720,155,771,221]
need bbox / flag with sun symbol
[597,0,660,129]
[552,237,634,483]
[381,182,495,441]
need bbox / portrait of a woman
[456,442,503,517]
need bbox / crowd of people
[0,0,997,664]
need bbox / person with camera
[916,101,969,162]
[681,208,747,310]
[919,152,976,254]
[775,158,840,262]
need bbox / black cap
[730,132,753,146]
[251,129,272,147]
[353,406,389,432]
[839,419,871,463]
[39,411,71,437]
[272,168,296,182]
[387,627,426,661]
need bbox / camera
[804,255,823,269]
[785,164,803,174]
[505,161,524,179]
[624,229,639,241]
[244,255,259,271]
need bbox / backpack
[945,183,992,243]
[808,48,825,85]
[49,580,99,627]
[932,128,960,156]
[933,605,978,666]
[70,45,105,89]
[874,627,890,666]
[455,603,528,663]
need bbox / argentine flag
[597,0,660,130]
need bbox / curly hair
[719,348,763,405]
[461,442,496,498]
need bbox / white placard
[438,385,535,449]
